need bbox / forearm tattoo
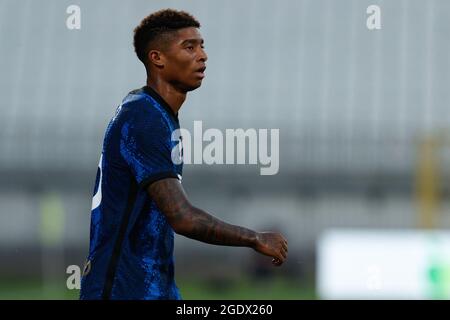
[149,178,257,247]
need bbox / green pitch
[0,277,316,300]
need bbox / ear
[148,50,165,68]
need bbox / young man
[80,9,288,300]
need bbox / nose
[198,47,208,62]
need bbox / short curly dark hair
[133,9,201,66]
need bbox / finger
[272,258,281,267]
[272,258,283,266]
[282,242,288,252]
[280,248,287,259]
[275,251,285,263]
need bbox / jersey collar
[142,85,179,121]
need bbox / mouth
[194,66,206,78]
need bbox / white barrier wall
[317,229,450,299]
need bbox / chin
[184,81,203,92]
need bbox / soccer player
[79,9,288,300]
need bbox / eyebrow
[180,38,204,46]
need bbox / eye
[186,46,194,51]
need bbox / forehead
[172,27,203,44]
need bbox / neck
[146,77,186,114]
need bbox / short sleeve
[119,105,178,189]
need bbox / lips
[194,66,206,79]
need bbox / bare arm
[148,178,288,265]
[148,178,257,246]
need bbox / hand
[253,232,288,266]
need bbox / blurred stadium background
[1,0,450,299]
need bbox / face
[158,27,208,92]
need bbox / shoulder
[114,89,169,128]
[116,89,173,138]
[121,89,162,116]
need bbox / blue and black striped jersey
[80,86,183,300]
